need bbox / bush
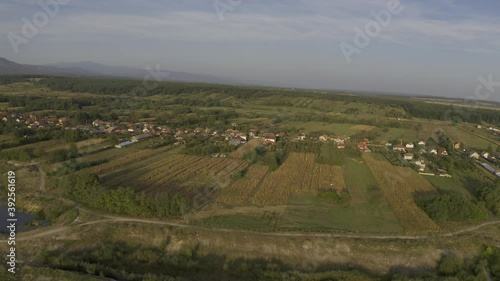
[416,193,488,222]
[437,254,463,276]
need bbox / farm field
[363,154,441,234]
[373,127,419,144]
[443,126,495,150]
[284,121,373,136]
[2,139,66,153]
[197,157,402,233]
[217,165,269,206]
[100,152,248,194]
[251,153,345,205]
[424,175,473,198]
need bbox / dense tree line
[415,193,489,222]
[35,76,500,125]
[8,96,94,111]
[60,172,192,217]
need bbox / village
[2,110,500,178]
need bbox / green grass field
[193,158,402,234]
[424,175,473,198]
[284,121,373,136]
[373,128,419,144]
[443,126,495,150]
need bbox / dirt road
[8,214,500,242]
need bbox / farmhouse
[263,133,276,144]
[417,140,426,146]
[414,160,426,171]
[319,135,329,143]
[481,151,490,159]
[468,151,480,159]
[358,140,370,152]
[249,129,259,138]
[428,148,438,155]
[418,148,427,154]
[132,133,153,142]
[297,133,307,141]
[405,143,414,149]
[404,153,414,160]
[337,143,345,149]
[393,144,406,152]
[334,136,346,144]
[92,119,103,127]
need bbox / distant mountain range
[0,57,262,85]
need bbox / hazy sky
[1,0,500,100]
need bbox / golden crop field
[217,165,269,206]
[251,153,345,205]
[103,154,247,194]
[363,154,440,233]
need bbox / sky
[1,0,500,100]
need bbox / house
[235,134,247,143]
[263,133,276,144]
[385,142,393,147]
[319,135,329,143]
[334,136,346,144]
[468,151,480,159]
[453,142,461,149]
[358,141,370,152]
[131,133,153,142]
[404,153,414,160]
[194,127,204,134]
[115,141,133,148]
[481,151,490,159]
[297,133,307,141]
[249,129,259,138]
[414,160,426,172]
[92,119,103,127]
[106,127,120,134]
[337,143,345,149]
[428,148,438,155]
[417,140,427,146]
[438,149,448,156]
[418,148,427,155]
[58,118,70,127]
[393,144,406,152]
[405,143,414,149]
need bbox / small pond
[0,206,51,235]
